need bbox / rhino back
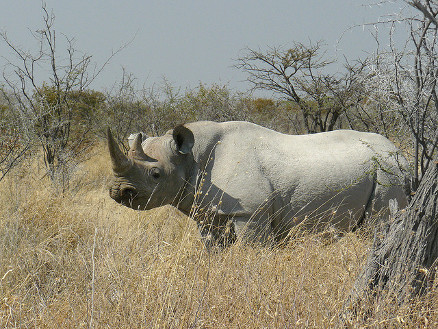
[185,121,406,229]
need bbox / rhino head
[107,125,195,210]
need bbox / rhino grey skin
[108,121,409,245]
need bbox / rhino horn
[128,133,155,161]
[107,127,131,173]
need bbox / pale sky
[0,1,410,94]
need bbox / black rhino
[108,121,408,245]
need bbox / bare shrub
[344,1,438,190]
[1,5,114,190]
[101,70,149,150]
[103,76,296,147]
[0,88,30,182]
[236,42,367,134]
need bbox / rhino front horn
[107,128,131,173]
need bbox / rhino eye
[150,167,161,180]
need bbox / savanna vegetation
[2,0,438,327]
[2,151,437,328]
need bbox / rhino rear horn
[107,128,131,173]
[128,133,154,161]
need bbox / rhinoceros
[107,121,409,245]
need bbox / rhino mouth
[110,187,158,211]
[120,188,138,206]
[109,180,161,210]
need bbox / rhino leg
[357,168,408,228]
[197,215,236,249]
[233,216,276,245]
[196,213,285,247]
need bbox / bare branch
[236,42,356,133]
[408,0,438,26]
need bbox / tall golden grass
[0,145,437,328]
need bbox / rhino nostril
[121,188,137,199]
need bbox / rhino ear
[172,125,194,155]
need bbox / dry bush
[1,144,437,328]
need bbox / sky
[0,0,412,95]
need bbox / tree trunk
[342,160,438,323]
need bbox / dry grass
[1,145,438,328]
